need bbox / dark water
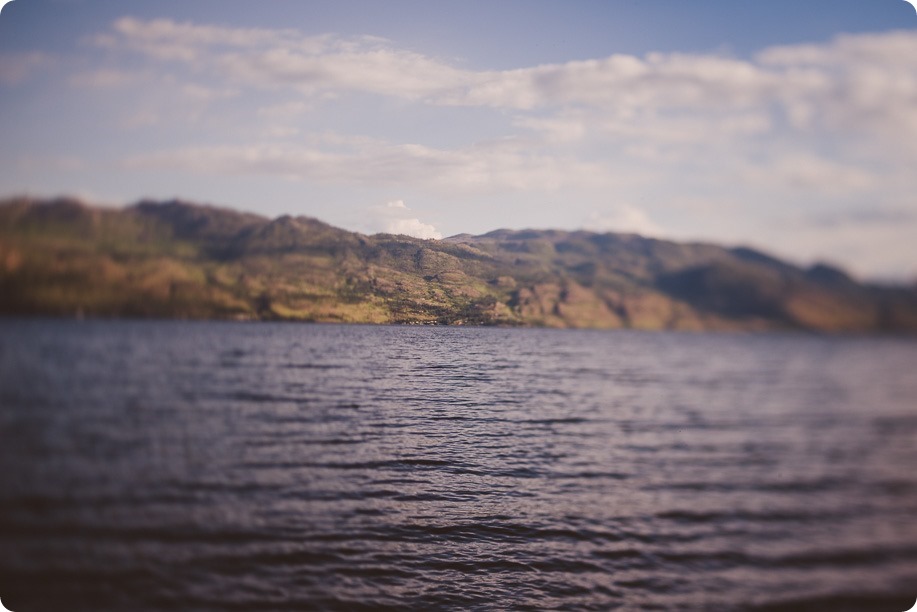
[0,321,916,611]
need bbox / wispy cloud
[92,17,917,144]
[92,17,468,99]
[806,207,917,229]
[0,51,54,85]
[124,137,620,194]
[94,18,917,172]
[738,154,876,194]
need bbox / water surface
[0,321,915,610]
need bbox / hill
[1,196,915,332]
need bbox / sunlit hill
[2,197,915,332]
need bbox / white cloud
[92,17,308,62]
[444,52,774,111]
[91,19,773,112]
[583,205,664,236]
[385,217,442,240]
[365,200,442,239]
[93,17,471,100]
[91,18,917,157]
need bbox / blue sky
[1,0,916,280]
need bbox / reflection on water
[0,321,915,610]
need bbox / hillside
[1,196,915,332]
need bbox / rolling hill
[1,196,915,332]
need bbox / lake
[0,321,915,611]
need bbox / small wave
[591,548,649,563]
[529,558,607,574]
[645,478,847,494]
[655,508,848,524]
[397,458,454,467]
[227,391,302,404]
[655,549,751,568]
[296,457,468,472]
[525,417,591,425]
[764,546,917,568]
[0,522,286,545]
[283,363,343,370]
[748,592,915,612]
[372,522,627,545]
[556,470,629,481]
[613,575,686,592]
[413,557,536,573]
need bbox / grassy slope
[1,196,915,332]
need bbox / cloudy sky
[1,0,916,280]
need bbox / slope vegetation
[1,197,915,332]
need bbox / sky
[1,0,916,281]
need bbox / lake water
[0,321,915,611]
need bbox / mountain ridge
[1,196,915,332]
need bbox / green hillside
[1,196,915,332]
